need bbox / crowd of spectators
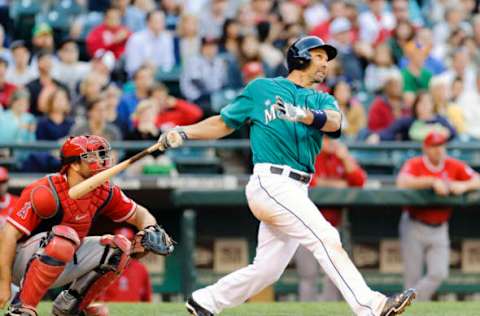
[0,0,480,171]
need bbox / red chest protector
[42,174,113,239]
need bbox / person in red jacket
[152,83,204,130]
[397,130,480,301]
[0,135,173,316]
[99,227,152,302]
[0,167,18,228]
[367,71,408,132]
[295,136,367,301]
[86,7,131,60]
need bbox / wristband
[311,110,327,130]
[175,127,189,140]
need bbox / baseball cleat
[380,288,416,316]
[5,304,38,316]
[185,297,214,316]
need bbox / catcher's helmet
[286,36,337,72]
[60,135,112,174]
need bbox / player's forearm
[127,205,157,230]
[396,175,435,189]
[453,177,480,192]
[182,115,234,140]
[300,110,341,132]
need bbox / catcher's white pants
[193,163,387,316]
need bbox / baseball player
[397,130,480,300]
[0,135,174,316]
[158,36,415,316]
[0,167,18,228]
[295,136,367,302]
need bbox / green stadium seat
[53,0,83,16]
[10,0,42,19]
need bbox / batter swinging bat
[68,132,183,199]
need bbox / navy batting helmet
[286,36,337,72]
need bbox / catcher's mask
[60,135,112,174]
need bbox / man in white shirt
[358,0,395,46]
[124,10,176,77]
[5,41,36,87]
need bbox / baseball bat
[68,142,164,199]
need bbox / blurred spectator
[242,61,264,84]
[90,49,116,88]
[180,37,227,112]
[332,81,366,138]
[401,42,432,106]
[177,14,201,64]
[401,28,446,76]
[115,0,147,32]
[86,6,132,60]
[367,72,407,132]
[391,0,412,26]
[161,0,183,31]
[73,73,106,119]
[126,99,159,146]
[303,0,329,31]
[117,65,154,133]
[388,20,415,64]
[35,89,74,141]
[429,76,466,137]
[71,97,122,142]
[329,17,363,87]
[458,71,480,140]
[104,84,122,127]
[236,3,256,35]
[0,57,17,108]
[219,18,241,56]
[0,25,12,66]
[432,5,470,53]
[26,51,69,116]
[99,227,152,302]
[471,14,480,67]
[364,44,400,93]
[358,0,395,46]
[443,48,476,95]
[0,89,35,144]
[397,131,480,301]
[6,40,36,86]
[199,0,229,38]
[31,23,55,56]
[151,83,203,130]
[54,38,90,98]
[125,10,176,77]
[0,167,18,229]
[257,22,285,75]
[368,92,456,142]
[309,0,346,42]
[295,137,367,302]
[251,0,274,22]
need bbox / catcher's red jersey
[0,193,18,227]
[7,174,136,238]
[399,156,476,224]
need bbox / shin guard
[18,226,80,308]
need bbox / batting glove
[158,128,188,149]
[272,96,308,122]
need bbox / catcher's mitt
[132,224,175,257]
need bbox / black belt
[270,166,311,184]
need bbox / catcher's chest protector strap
[48,174,112,237]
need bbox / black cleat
[185,297,214,316]
[380,288,416,316]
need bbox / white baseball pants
[193,163,387,315]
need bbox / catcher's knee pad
[18,226,80,308]
[52,235,130,316]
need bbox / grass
[3,302,480,316]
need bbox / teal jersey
[220,77,340,173]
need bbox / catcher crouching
[0,135,174,316]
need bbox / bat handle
[129,142,163,164]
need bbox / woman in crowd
[332,80,366,139]
[35,88,74,141]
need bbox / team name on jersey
[264,98,308,124]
